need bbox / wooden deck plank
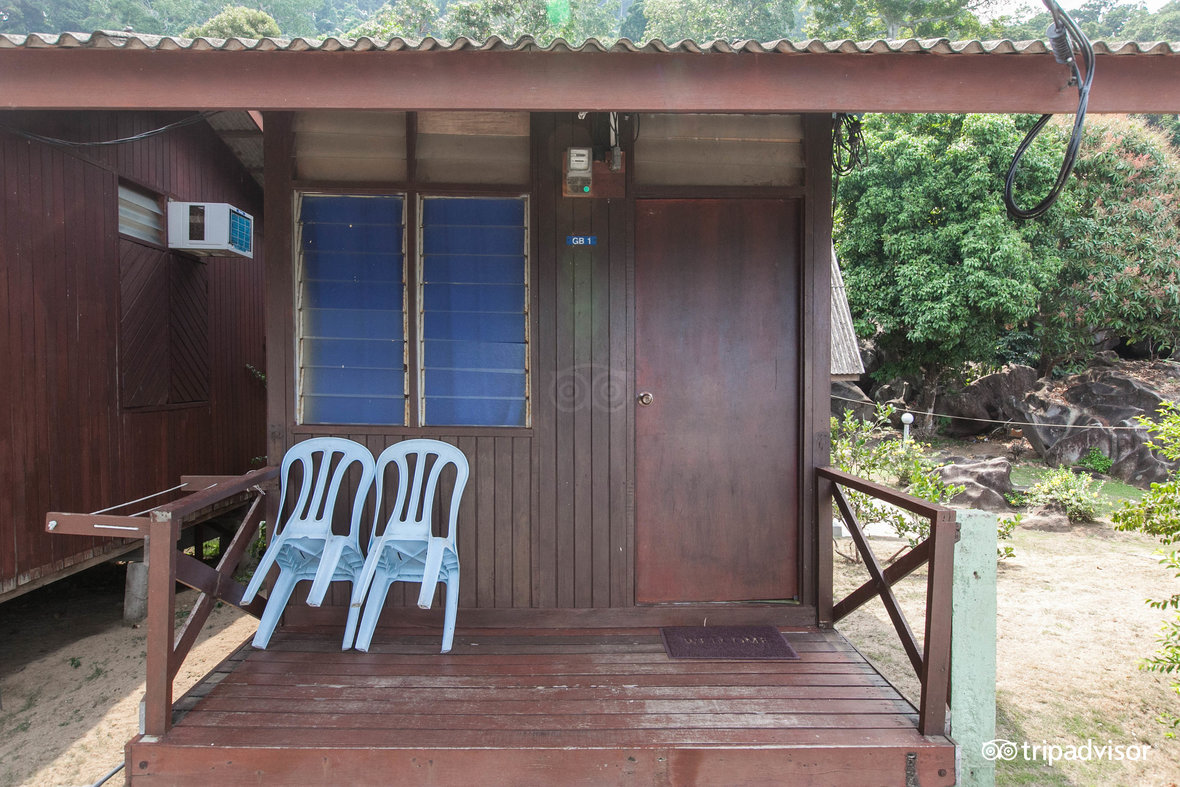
[157,724,945,748]
[129,744,955,787]
[132,625,956,786]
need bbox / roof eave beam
[1,49,1178,114]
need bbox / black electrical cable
[832,112,866,211]
[89,762,124,787]
[1003,0,1094,220]
[0,112,214,149]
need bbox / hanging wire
[1003,0,1095,220]
[0,112,215,149]
[832,112,866,211]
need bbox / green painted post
[952,509,998,787]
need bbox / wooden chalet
[9,31,1180,785]
[0,107,265,603]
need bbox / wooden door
[635,199,800,603]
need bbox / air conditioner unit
[167,202,254,259]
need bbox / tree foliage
[1113,402,1180,732]
[185,5,282,37]
[347,0,437,38]
[836,113,1061,387]
[837,113,1180,384]
[1034,116,1180,370]
[995,0,1180,41]
[805,0,996,39]
[642,0,800,42]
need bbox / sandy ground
[3,510,1180,785]
[0,566,254,787]
[836,521,1180,786]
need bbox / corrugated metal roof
[1,30,1177,55]
[830,248,864,379]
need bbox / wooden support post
[123,561,149,624]
[918,509,956,736]
[144,511,178,736]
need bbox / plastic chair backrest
[277,437,375,541]
[372,439,469,547]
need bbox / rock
[1013,368,1177,487]
[938,458,1015,512]
[940,365,1039,437]
[831,380,875,423]
[1020,503,1073,531]
[872,378,913,406]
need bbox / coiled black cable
[832,112,866,211]
[1003,0,1094,220]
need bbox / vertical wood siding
[273,111,821,614]
[0,110,266,599]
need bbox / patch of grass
[1010,462,1144,519]
[68,656,81,669]
[84,663,106,682]
[995,700,1073,786]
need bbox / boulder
[938,458,1015,512]
[940,365,1039,437]
[1013,369,1176,487]
[1020,503,1073,531]
[831,380,876,423]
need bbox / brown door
[635,199,799,603]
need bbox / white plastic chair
[241,437,376,649]
[346,439,469,654]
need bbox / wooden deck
[127,624,956,786]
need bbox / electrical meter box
[167,202,254,259]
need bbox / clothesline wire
[831,394,1156,432]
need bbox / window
[295,193,529,428]
[118,182,165,245]
[297,195,407,425]
[419,197,529,427]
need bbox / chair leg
[343,553,384,650]
[241,546,280,605]
[252,569,298,649]
[353,565,394,653]
[441,571,459,654]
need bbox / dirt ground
[836,520,1180,786]
[3,462,1180,785]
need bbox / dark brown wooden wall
[0,110,266,600]
[268,111,827,615]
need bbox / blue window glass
[298,194,405,425]
[420,197,528,427]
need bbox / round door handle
[637,391,654,406]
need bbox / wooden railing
[817,466,957,737]
[46,466,278,736]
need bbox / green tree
[1121,0,1180,39]
[642,0,801,42]
[80,0,220,35]
[1033,116,1180,370]
[835,113,1061,392]
[806,0,996,39]
[438,0,618,43]
[348,0,438,37]
[185,5,282,37]
[1113,402,1180,733]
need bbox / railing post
[143,510,178,736]
[918,509,956,736]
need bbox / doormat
[660,625,799,660]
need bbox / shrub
[1078,446,1113,475]
[1027,466,1100,523]
[1113,401,1180,732]
[831,405,963,551]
